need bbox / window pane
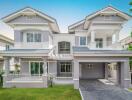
[27,33,33,42]
[60,62,72,73]
[58,42,70,54]
[34,33,41,42]
[61,64,65,72]
[80,37,86,45]
[40,62,43,75]
[95,39,103,48]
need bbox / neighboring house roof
[73,46,132,57]
[120,36,132,45]
[1,7,60,33]
[0,21,14,40]
[0,34,14,45]
[69,5,132,31]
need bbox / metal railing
[14,42,53,49]
[57,73,73,77]
[5,74,43,82]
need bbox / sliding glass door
[30,62,43,75]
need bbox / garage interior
[79,62,121,86]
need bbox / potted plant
[0,70,4,87]
[14,63,20,74]
[48,74,54,87]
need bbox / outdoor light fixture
[87,64,93,69]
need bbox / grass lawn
[0,85,81,100]
[128,88,132,92]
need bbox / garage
[79,62,105,79]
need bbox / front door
[30,62,43,75]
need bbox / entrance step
[53,77,73,84]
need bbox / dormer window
[27,33,41,42]
[79,36,87,46]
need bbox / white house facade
[1,6,132,89]
[0,33,13,70]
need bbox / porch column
[105,63,108,79]
[90,30,96,49]
[4,57,10,75]
[73,60,79,89]
[3,57,10,88]
[42,59,48,88]
[43,59,47,75]
[120,60,131,88]
[115,31,119,43]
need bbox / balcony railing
[14,42,53,49]
[4,74,43,82]
[81,41,123,50]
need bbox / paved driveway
[80,79,132,100]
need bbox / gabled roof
[85,5,132,21]
[69,5,132,31]
[1,7,60,32]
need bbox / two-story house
[0,21,14,70]
[1,6,132,89]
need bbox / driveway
[79,79,132,100]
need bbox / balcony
[87,40,123,50]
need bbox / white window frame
[95,38,103,48]
[59,62,72,74]
[29,61,44,76]
[58,42,70,54]
[79,36,87,46]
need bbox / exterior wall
[7,15,49,24]
[53,34,75,54]
[80,62,105,79]
[14,30,53,49]
[20,61,29,74]
[48,61,57,76]
[20,58,43,74]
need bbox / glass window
[80,37,86,46]
[60,62,72,73]
[27,33,33,42]
[30,62,44,75]
[34,33,41,42]
[27,33,41,42]
[58,42,70,54]
[95,38,103,48]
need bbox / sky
[0,0,131,40]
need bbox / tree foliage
[129,1,132,12]
[128,45,132,70]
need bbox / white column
[90,30,96,49]
[115,31,119,43]
[42,58,48,88]
[73,60,79,89]
[4,57,10,75]
[103,36,107,48]
[105,63,108,79]
[120,60,131,88]
[43,59,47,75]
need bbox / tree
[128,45,132,70]
[129,1,132,12]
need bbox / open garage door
[79,62,105,79]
